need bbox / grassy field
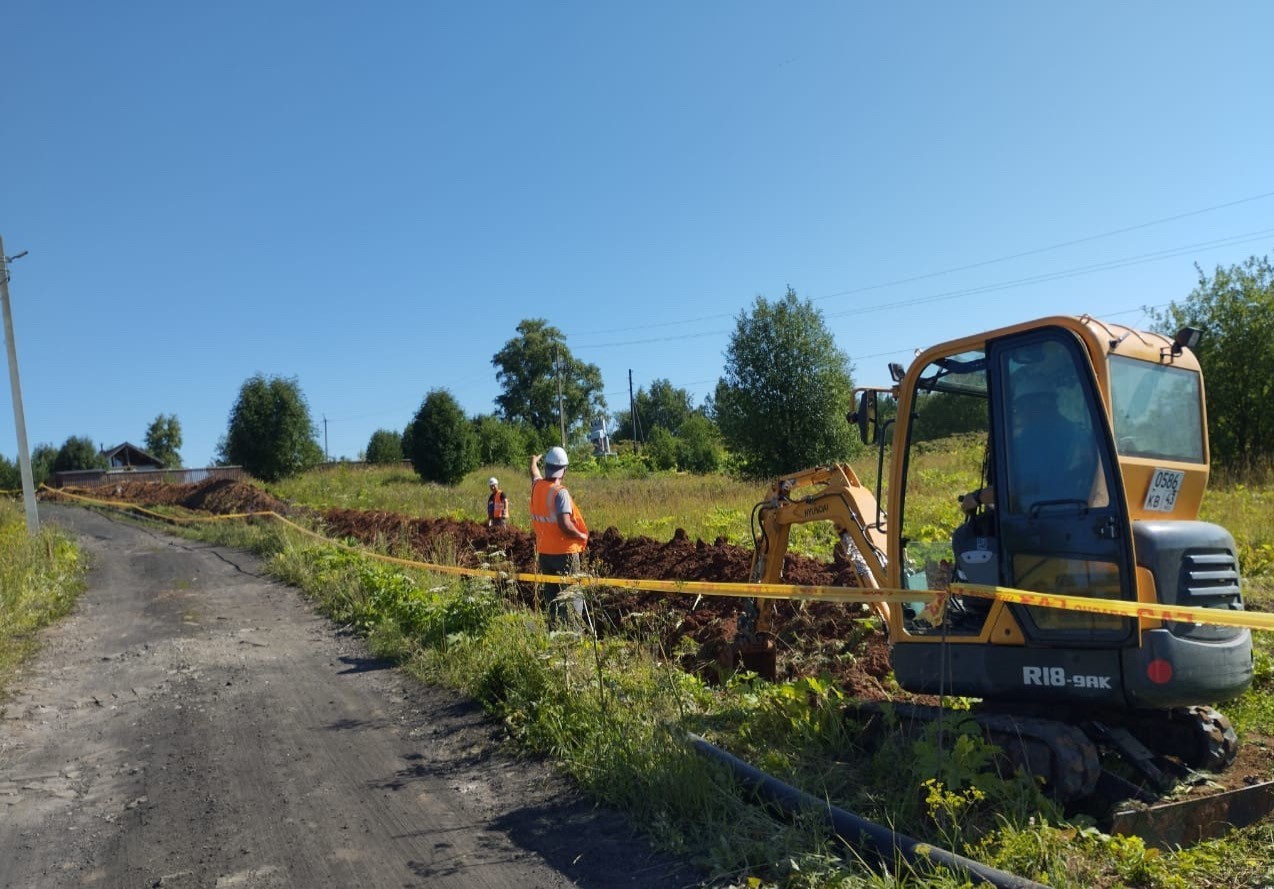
[0,498,87,694]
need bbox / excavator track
[852,701,1102,803]
[1131,705,1238,772]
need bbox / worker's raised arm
[530,453,543,482]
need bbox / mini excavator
[738,314,1271,842]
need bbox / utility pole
[629,369,639,453]
[555,345,566,448]
[0,236,39,534]
[323,414,329,461]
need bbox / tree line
[4,255,1273,490]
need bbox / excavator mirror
[853,390,877,445]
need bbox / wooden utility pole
[0,236,40,534]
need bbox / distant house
[101,442,166,470]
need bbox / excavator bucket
[731,639,777,681]
[1107,779,1274,849]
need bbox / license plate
[1144,468,1185,512]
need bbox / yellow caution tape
[952,582,1274,632]
[41,486,1274,632]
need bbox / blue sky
[3,2,1272,468]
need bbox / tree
[1155,255,1274,471]
[218,374,323,482]
[614,378,696,440]
[144,413,183,467]
[30,443,56,487]
[677,413,722,474]
[645,427,679,471]
[52,435,108,473]
[406,389,479,485]
[365,429,404,464]
[912,391,987,442]
[0,453,19,490]
[472,414,530,467]
[714,287,858,477]
[491,319,606,439]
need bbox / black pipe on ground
[688,733,1047,889]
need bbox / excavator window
[1109,356,1205,462]
[1002,342,1109,515]
[898,349,994,634]
[992,332,1132,639]
[896,331,1134,640]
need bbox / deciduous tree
[218,374,322,481]
[0,453,19,490]
[472,414,530,468]
[30,444,56,487]
[144,413,183,468]
[1155,255,1274,471]
[365,429,404,464]
[52,435,107,473]
[491,319,605,439]
[677,413,722,474]
[714,287,858,477]
[614,378,697,440]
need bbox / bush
[472,415,530,467]
[0,454,19,490]
[365,429,404,464]
[52,435,107,473]
[407,389,479,485]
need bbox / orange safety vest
[489,490,509,519]
[530,479,587,555]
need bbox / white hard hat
[544,446,569,478]
[488,477,499,486]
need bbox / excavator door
[892,325,1138,704]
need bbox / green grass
[0,498,87,694]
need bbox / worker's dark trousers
[538,552,583,626]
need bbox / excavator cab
[886,317,1252,715]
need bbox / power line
[822,227,1274,320]
[565,188,1274,339]
[571,226,1274,351]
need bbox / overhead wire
[571,226,1274,350]
[566,188,1274,339]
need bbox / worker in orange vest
[529,446,589,623]
[487,477,509,527]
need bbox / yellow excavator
[740,314,1269,840]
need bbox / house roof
[101,442,166,468]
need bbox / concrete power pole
[555,345,566,448]
[0,236,40,534]
[629,369,639,453]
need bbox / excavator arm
[744,463,890,646]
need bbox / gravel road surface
[0,505,704,889]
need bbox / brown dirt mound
[53,477,294,516]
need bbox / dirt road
[0,505,703,889]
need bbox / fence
[49,466,251,488]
